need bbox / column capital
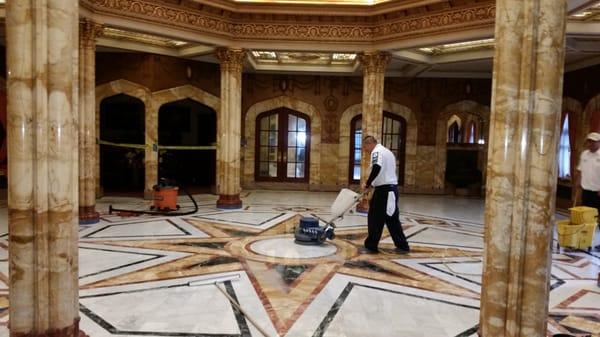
[215,47,247,72]
[358,51,391,74]
[79,18,103,47]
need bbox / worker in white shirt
[575,132,600,250]
[361,135,410,254]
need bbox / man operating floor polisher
[294,188,367,245]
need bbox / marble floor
[0,190,598,337]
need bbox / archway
[99,94,146,195]
[158,98,217,191]
[435,100,490,194]
[244,96,321,189]
[255,108,311,182]
[348,112,407,185]
[338,101,417,187]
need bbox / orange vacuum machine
[108,178,197,216]
[151,184,180,212]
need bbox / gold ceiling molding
[82,0,495,44]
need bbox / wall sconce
[186,65,192,80]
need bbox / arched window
[468,121,476,144]
[557,115,571,179]
[256,108,310,182]
[448,121,461,144]
[349,115,362,183]
[349,112,406,185]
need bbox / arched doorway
[255,108,310,182]
[349,112,407,185]
[99,94,145,195]
[158,98,216,191]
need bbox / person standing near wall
[575,132,600,251]
[361,135,410,254]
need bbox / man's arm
[365,164,381,188]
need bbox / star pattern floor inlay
[0,191,598,337]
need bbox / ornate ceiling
[2,0,599,77]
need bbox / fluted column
[79,19,101,224]
[7,1,80,336]
[357,51,391,213]
[480,1,567,336]
[145,101,158,199]
[215,48,246,209]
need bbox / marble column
[145,103,158,200]
[480,1,567,337]
[215,48,246,209]
[7,1,81,336]
[79,19,101,224]
[356,51,391,213]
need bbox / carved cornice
[80,18,103,48]
[358,51,391,74]
[216,48,247,72]
[81,0,495,44]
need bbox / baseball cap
[586,132,600,142]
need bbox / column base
[144,190,154,200]
[356,198,370,214]
[217,194,243,209]
[79,206,100,225]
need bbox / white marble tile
[394,257,483,293]
[79,218,208,241]
[250,237,337,259]
[192,210,295,230]
[311,213,367,228]
[81,284,240,334]
[79,271,278,337]
[551,252,600,280]
[569,291,600,309]
[549,280,600,314]
[324,285,479,337]
[286,273,480,337]
[398,195,485,224]
[386,226,483,250]
[78,243,189,286]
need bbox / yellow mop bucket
[568,206,598,225]
[556,220,596,252]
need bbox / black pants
[364,185,409,251]
[582,189,600,221]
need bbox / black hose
[108,179,199,216]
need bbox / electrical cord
[108,178,199,216]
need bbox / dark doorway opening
[99,94,145,196]
[158,98,216,193]
[445,148,482,195]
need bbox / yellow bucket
[557,220,597,251]
[568,206,598,225]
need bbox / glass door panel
[256,109,310,181]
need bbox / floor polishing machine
[294,188,367,245]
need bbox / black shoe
[359,247,378,254]
[394,247,410,255]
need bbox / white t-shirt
[577,149,600,191]
[370,143,398,187]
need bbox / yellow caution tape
[98,140,217,151]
